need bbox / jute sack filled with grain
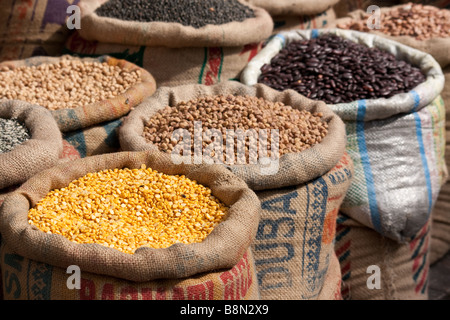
[0,55,157,133]
[243,0,340,16]
[240,28,447,243]
[119,81,353,300]
[0,100,63,190]
[335,213,432,300]
[78,0,273,48]
[0,151,261,300]
[328,4,450,262]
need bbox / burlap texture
[0,151,261,283]
[64,30,265,88]
[0,244,259,300]
[430,66,450,264]
[253,152,353,299]
[0,0,79,62]
[327,5,450,68]
[78,0,273,48]
[335,213,432,300]
[119,81,347,190]
[0,100,63,190]
[243,0,340,16]
[118,81,351,299]
[0,55,157,133]
[271,7,337,35]
[332,0,401,18]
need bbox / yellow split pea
[27,165,228,254]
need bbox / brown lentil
[337,3,450,40]
[142,94,328,160]
[0,57,142,111]
[27,165,228,254]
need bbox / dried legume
[95,0,255,29]
[27,165,228,254]
[0,118,31,153]
[0,57,142,110]
[258,33,426,104]
[337,3,450,40]
[143,94,328,159]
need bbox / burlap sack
[118,81,352,299]
[78,0,273,48]
[0,151,261,300]
[328,5,450,263]
[332,0,401,18]
[63,118,123,158]
[0,55,157,133]
[335,213,432,300]
[0,100,63,190]
[1,244,259,300]
[271,7,337,35]
[240,28,447,243]
[64,30,265,88]
[0,0,79,62]
[243,0,340,16]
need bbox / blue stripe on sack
[338,250,350,263]
[411,90,421,112]
[413,252,428,282]
[356,100,382,233]
[335,227,350,242]
[411,236,426,260]
[413,112,433,215]
[311,29,319,39]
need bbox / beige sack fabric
[0,55,157,133]
[78,0,273,48]
[118,81,352,299]
[0,0,78,62]
[0,151,261,300]
[335,213,432,300]
[271,7,337,35]
[64,30,265,88]
[0,244,259,300]
[0,100,63,190]
[244,0,340,16]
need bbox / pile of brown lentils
[143,94,328,161]
[0,57,142,110]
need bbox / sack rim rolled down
[0,100,63,190]
[78,0,274,48]
[0,54,157,133]
[240,28,445,122]
[118,81,347,191]
[0,150,261,282]
[244,0,340,16]
[326,5,450,69]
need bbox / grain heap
[257,33,426,104]
[27,165,229,254]
[142,94,328,160]
[0,118,31,153]
[95,0,256,28]
[0,57,142,110]
[337,3,450,40]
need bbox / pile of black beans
[95,0,255,29]
[258,34,426,104]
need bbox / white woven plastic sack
[241,28,447,242]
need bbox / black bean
[95,0,255,28]
[258,34,426,104]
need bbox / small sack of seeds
[0,100,63,190]
[0,151,261,300]
[240,28,447,243]
[0,55,157,133]
[78,0,273,48]
[119,81,354,300]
